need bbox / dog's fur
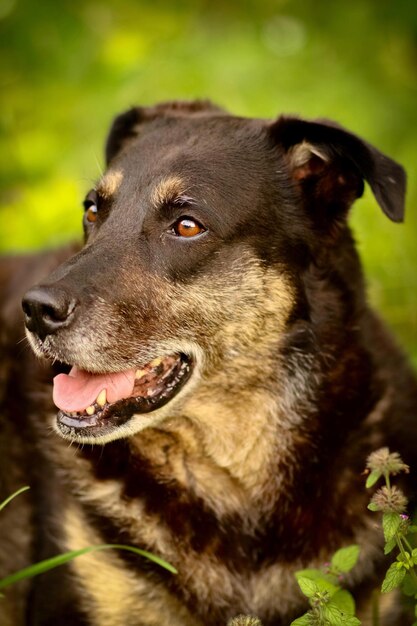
[1,100,416,626]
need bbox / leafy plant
[290,545,361,625]
[365,448,417,625]
[0,486,176,597]
[289,448,417,625]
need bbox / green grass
[0,486,176,595]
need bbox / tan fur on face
[171,266,298,498]
[150,175,186,208]
[96,170,123,199]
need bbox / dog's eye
[171,217,205,238]
[83,201,98,224]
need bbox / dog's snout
[22,286,77,340]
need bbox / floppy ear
[105,100,225,165]
[270,117,406,223]
[105,107,143,166]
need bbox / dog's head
[22,101,406,443]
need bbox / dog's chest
[46,431,377,626]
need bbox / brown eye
[85,204,98,223]
[172,217,205,238]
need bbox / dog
[0,100,416,626]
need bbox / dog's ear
[105,107,143,166]
[105,100,225,165]
[270,117,406,223]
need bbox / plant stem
[317,605,326,626]
[396,535,408,561]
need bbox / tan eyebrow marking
[96,170,123,199]
[151,175,186,208]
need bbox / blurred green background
[1,0,416,364]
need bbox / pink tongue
[53,367,136,412]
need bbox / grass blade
[0,543,177,590]
[0,486,30,513]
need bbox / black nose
[22,286,77,340]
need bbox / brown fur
[0,101,416,625]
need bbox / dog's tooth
[86,405,95,416]
[150,357,163,368]
[96,389,106,407]
[135,369,147,379]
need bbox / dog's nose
[22,286,77,340]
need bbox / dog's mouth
[53,353,193,438]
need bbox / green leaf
[331,545,360,573]
[290,614,312,626]
[381,562,406,593]
[382,512,401,543]
[366,470,382,488]
[315,577,339,598]
[340,617,361,626]
[384,537,397,555]
[296,572,339,598]
[331,589,356,615]
[405,574,417,597]
[412,549,417,565]
[0,486,30,512]
[297,577,319,598]
[296,568,339,588]
[295,568,324,581]
[296,574,339,601]
[0,544,177,590]
[322,603,361,625]
[367,502,379,512]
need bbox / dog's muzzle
[21,284,195,442]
